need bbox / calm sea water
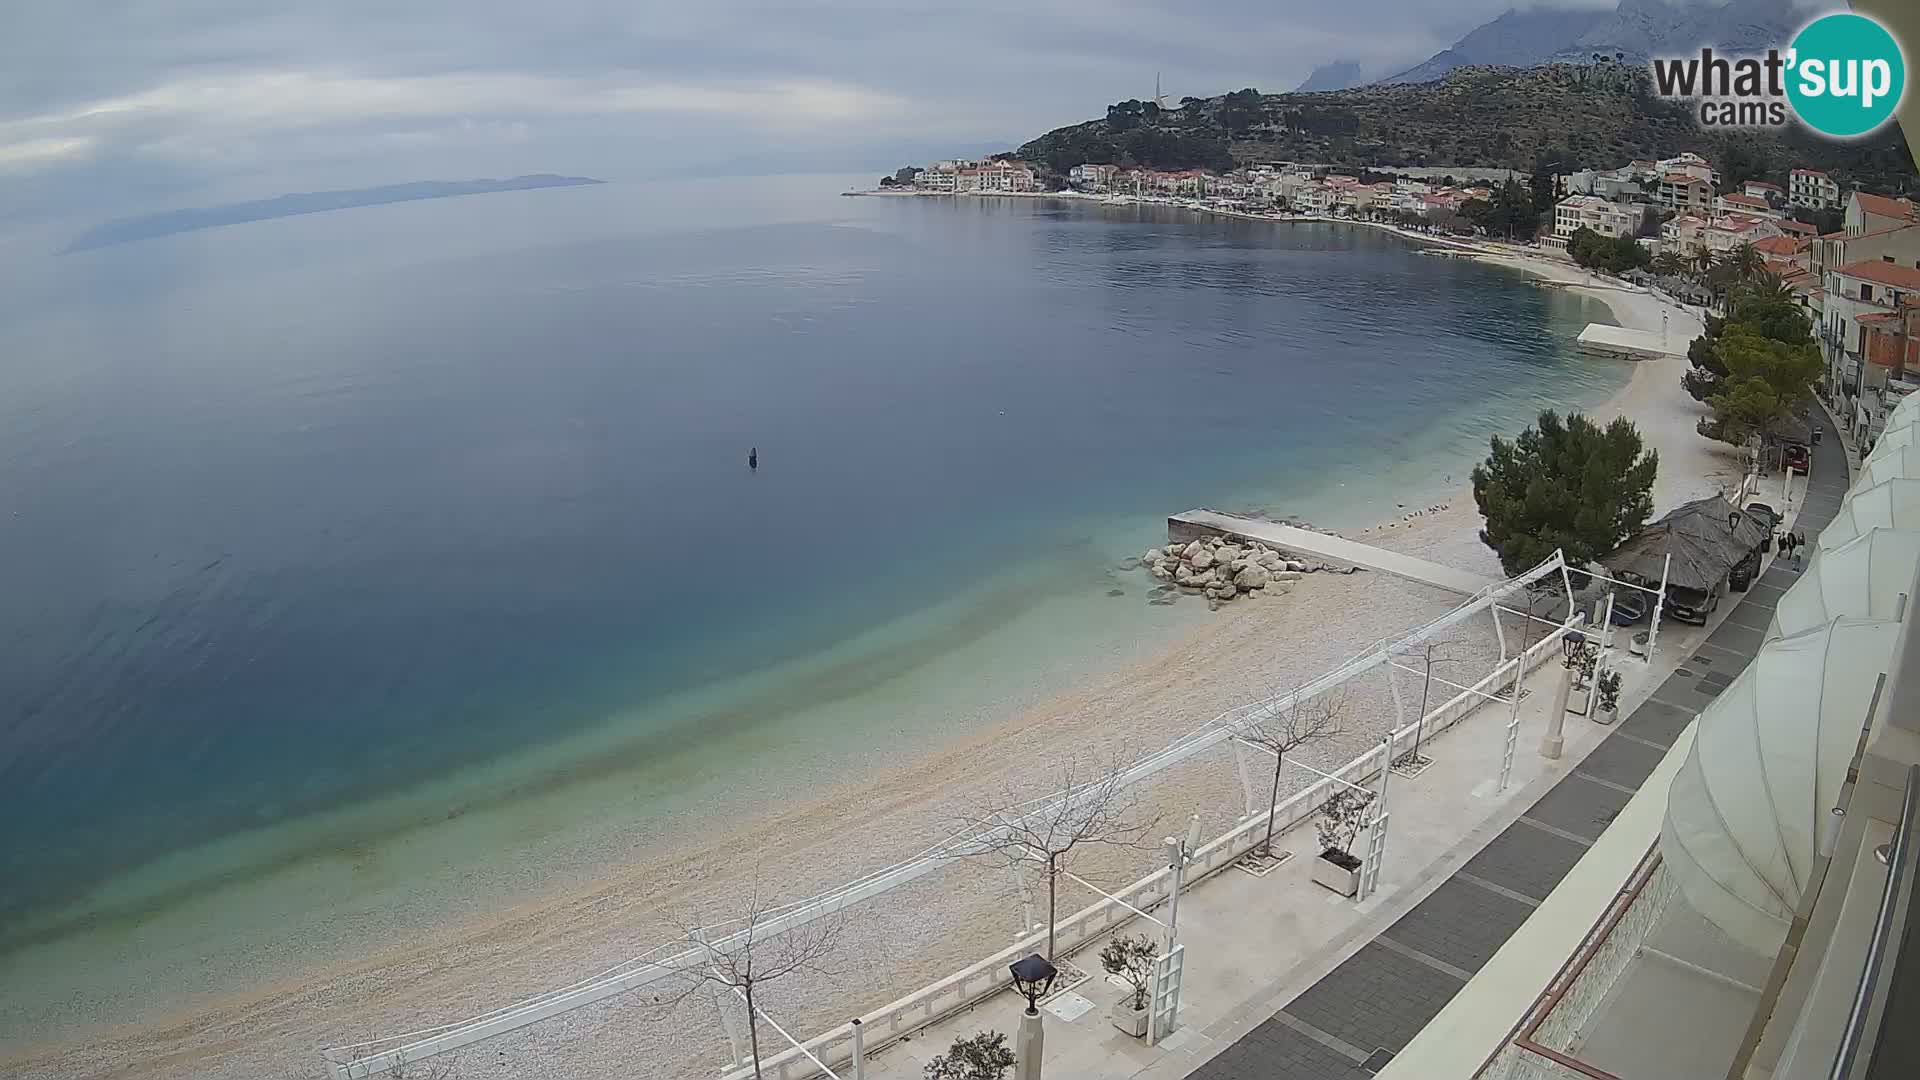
[0,175,1622,965]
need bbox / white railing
[728,608,1581,1080]
[324,553,1574,1078]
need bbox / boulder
[1272,570,1304,582]
[1192,569,1217,587]
[1190,547,1215,570]
[1285,560,1309,573]
[1166,544,1183,557]
[1181,540,1206,560]
[1143,549,1165,566]
[1174,564,1194,584]
[1234,564,1270,589]
[1150,563,1173,581]
[1217,545,1243,564]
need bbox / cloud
[0,0,1552,215]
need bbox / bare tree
[1232,688,1346,858]
[660,886,846,1080]
[949,755,1160,962]
[1396,641,1463,766]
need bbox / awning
[1819,478,1920,550]
[1852,445,1920,489]
[1661,617,1901,954]
[1768,529,1920,640]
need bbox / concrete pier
[1168,509,1497,596]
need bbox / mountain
[1014,65,1914,194]
[1550,0,1797,64]
[63,174,604,253]
[1383,0,1797,86]
[1383,7,1610,84]
[1295,61,1364,93]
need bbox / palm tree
[1693,247,1717,278]
[1652,251,1685,278]
[1726,241,1765,280]
[1743,270,1794,306]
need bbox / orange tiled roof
[1856,192,1915,220]
[1836,259,1920,290]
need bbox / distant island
[62,174,605,253]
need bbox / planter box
[1110,999,1150,1038]
[1310,851,1361,897]
[1594,706,1618,725]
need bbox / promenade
[850,413,1845,1080]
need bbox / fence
[724,608,1580,1080]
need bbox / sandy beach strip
[2,223,1744,1080]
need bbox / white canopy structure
[1661,617,1901,955]
[1852,445,1920,490]
[1767,529,1920,640]
[1864,421,1920,462]
[1817,478,1920,550]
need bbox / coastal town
[877,151,1920,459]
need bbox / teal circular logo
[1787,13,1906,138]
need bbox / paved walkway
[1168,510,1498,596]
[1181,408,1850,1080]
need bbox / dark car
[1666,581,1724,625]
[1729,553,1760,592]
[1609,590,1650,625]
[1745,501,1781,528]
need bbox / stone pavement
[1182,406,1850,1080]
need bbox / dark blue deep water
[0,175,1621,946]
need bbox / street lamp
[1009,953,1057,1080]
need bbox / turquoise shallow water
[0,177,1624,1004]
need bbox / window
[1863,284,1876,302]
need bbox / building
[1848,190,1918,236]
[1068,164,1118,190]
[1656,152,1716,183]
[1825,258,1920,406]
[1660,213,1709,256]
[1657,172,1715,213]
[1859,298,1920,380]
[1790,166,1841,209]
[1714,191,1781,219]
[1751,234,1811,273]
[1704,213,1784,254]
[1741,179,1786,203]
[1550,194,1644,243]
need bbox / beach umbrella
[1661,617,1900,955]
[1852,444,1920,490]
[1820,479,1920,549]
[1767,528,1920,641]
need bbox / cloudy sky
[1,0,1620,222]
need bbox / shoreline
[4,201,1737,1080]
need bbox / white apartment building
[1790,167,1841,210]
[1550,195,1643,242]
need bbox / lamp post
[1009,954,1058,1080]
[1543,630,1587,760]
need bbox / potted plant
[1099,934,1158,1037]
[925,1030,1016,1080]
[1567,642,1599,714]
[1310,788,1376,897]
[1594,669,1623,725]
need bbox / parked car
[1745,501,1781,528]
[1729,553,1760,592]
[1666,581,1724,625]
[1783,445,1810,472]
[1609,590,1650,625]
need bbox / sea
[0,174,1623,1031]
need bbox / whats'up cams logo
[1650,11,1906,138]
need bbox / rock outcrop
[1135,533,1334,609]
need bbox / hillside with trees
[1015,65,1913,194]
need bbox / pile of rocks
[1138,536,1320,606]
